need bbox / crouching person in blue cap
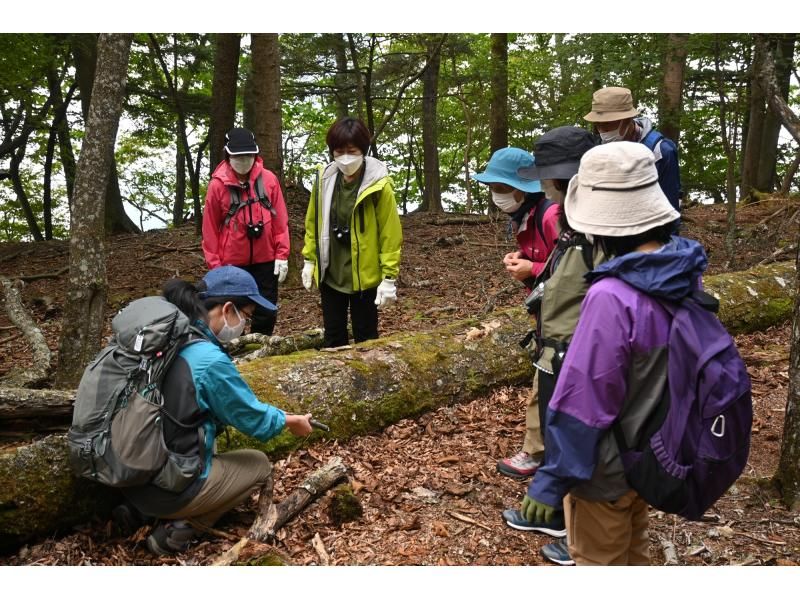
[119,266,313,556]
[471,148,560,480]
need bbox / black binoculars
[333,225,350,243]
[247,221,264,239]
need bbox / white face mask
[229,155,255,175]
[215,304,246,342]
[599,121,629,144]
[334,153,364,176]
[492,190,523,213]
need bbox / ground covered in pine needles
[0,193,798,565]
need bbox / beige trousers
[564,490,651,566]
[165,449,272,527]
[521,369,545,458]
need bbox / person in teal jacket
[301,117,403,348]
[121,266,313,556]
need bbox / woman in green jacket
[301,117,403,347]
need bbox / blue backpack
[613,290,753,520]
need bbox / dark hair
[162,279,252,323]
[553,179,571,233]
[596,220,678,258]
[326,117,372,156]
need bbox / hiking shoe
[496,451,541,479]
[111,502,148,536]
[540,538,575,566]
[146,520,199,556]
[502,508,566,538]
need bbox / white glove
[374,278,397,309]
[301,260,315,290]
[274,259,288,284]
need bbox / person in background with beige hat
[584,86,682,213]
[523,141,707,565]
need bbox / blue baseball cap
[201,266,276,311]
[471,147,542,193]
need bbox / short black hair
[596,220,678,257]
[326,117,372,156]
[162,279,252,323]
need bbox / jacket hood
[586,235,707,301]
[322,156,390,197]
[634,116,653,140]
[211,155,266,187]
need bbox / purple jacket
[529,236,707,505]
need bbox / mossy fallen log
[0,259,795,553]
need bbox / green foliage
[1,32,798,236]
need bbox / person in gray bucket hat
[501,127,604,549]
[584,87,682,213]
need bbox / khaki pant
[564,490,650,566]
[165,449,272,527]
[521,370,545,459]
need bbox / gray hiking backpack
[68,296,206,492]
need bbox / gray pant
[165,449,272,527]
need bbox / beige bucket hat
[584,87,640,122]
[564,142,679,236]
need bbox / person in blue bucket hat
[472,148,560,480]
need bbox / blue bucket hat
[471,147,542,193]
[201,266,276,311]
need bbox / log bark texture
[0,277,51,387]
[0,260,795,552]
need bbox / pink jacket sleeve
[264,172,290,261]
[201,179,225,269]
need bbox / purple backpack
[613,290,753,520]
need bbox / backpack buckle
[711,415,726,438]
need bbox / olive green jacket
[302,157,402,291]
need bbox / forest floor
[0,191,798,565]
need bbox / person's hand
[374,278,397,308]
[503,251,522,266]
[505,257,534,281]
[520,495,556,523]
[285,413,313,437]
[301,260,314,290]
[274,259,289,284]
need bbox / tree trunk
[742,38,767,202]
[778,243,800,511]
[209,33,240,174]
[1,258,795,552]
[658,33,689,144]
[70,33,139,235]
[0,277,51,388]
[756,34,796,193]
[420,37,443,214]
[755,34,800,145]
[9,143,44,242]
[488,33,508,216]
[331,34,350,118]
[250,33,283,178]
[175,121,187,226]
[781,151,800,195]
[54,33,133,389]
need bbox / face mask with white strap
[229,155,255,175]
[492,191,523,213]
[334,154,364,176]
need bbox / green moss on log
[329,483,363,526]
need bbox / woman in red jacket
[201,128,290,335]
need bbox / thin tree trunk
[175,120,187,226]
[9,142,44,242]
[742,38,767,202]
[488,33,508,216]
[658,33,689,144]
[757,34,796,193]
[755,34,800,145]
[331,34,350,118]
[250,33,282,178]
[43,127,56,240]
[346,34,365,120]
[781,151,800,195]
[421,36,443,214]
[55,33,133,389]
[209,33,240,173]
[47,66,77,208]
[778,242,800,511]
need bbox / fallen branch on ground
[0,277,51,387]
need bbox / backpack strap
[254,173,277,217]
[642,130,664,152]
[535,197,555,245]
[223,185,244,229]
